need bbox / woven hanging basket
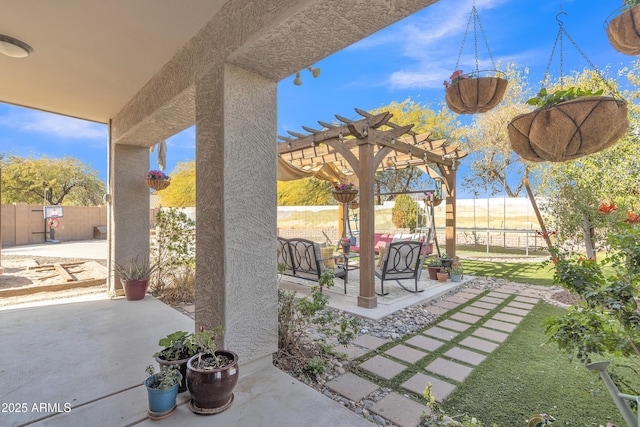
[508,97,629,162]
[350,200,359,209]
[146,179,171,191]
[446,77,508,114]
[607,5,640,56]
[332,190,358,204]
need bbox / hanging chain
[454,0,497,75]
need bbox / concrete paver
[333,343,369,360]
[493,312,524,324]
[422,326,458,341]
[462,288,483,295]
[406,335,445,352]
[514,295,540,304]
[450,312,482,324]
[438,319,472,332]
[473,327,509,343]
[486,291,512,298]
[471,301,498,310]
[359,355,407,380]
[484,319,518,332]
[326,373,380,401]
[455,291,481,299]
[425,358,473,382]
[369,392,427,427]
[385,344,428,364]
[353,334,388,350]
[444,347,486,366]
[461,306,490,316]
[502,306,530,316]
[478,296,504,304]
[443,295,468,304]
[459,336,499,353]
[401,372,456,402]
[426,306,449,316]
[508,301,535,310]
[434,300,460,310]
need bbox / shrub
[392,194,418,231]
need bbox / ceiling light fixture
[0,35,33,58]
[293,72,302,86]
[292,66,321,85]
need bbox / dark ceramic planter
[440,259,453,269]
[186,350,239,415]
[156,355,190,393]
[121,279,149,301]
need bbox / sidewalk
[2,240,108,260]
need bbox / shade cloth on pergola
[277,108,468,309]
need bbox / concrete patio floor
[0,295,371,427]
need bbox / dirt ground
[0,255,108,306]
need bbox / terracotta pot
[186,350,239,415]
[437,272,449,282]
[446,77,508,114]
[121,278,149,301]
[508,97,628,162]
[427,266,440,280]
[607,5,640,56]
[332,190,358,204]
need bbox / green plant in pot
[144,365,182,420]
[450,256,464,282]
[113,256,157,301]
[186,326,239,415]
[154,331,201,393]
[439,253,453,269]
[436,267,449,282]
[426,257,442,280]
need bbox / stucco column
[195,63,277,367]
[109,144,150,295]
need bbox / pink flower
[443,80,450,88]
[450,70,464,80]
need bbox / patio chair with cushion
[375,240,425,295]
[277,237,347,285]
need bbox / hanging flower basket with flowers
[444,3,508,115]
[146,170,171,191]
[445,70,508,115]
[332,183,358,204]
[508,14,629,162]
[606,1,640,56]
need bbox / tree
[277,178,334,206]
[458,63,534,197]
[1,155,105,205]
[391,194,418,231]
[158,161,196,207]
[369,98,460,200]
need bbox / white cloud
[0,107,106,140]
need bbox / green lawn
[443,303,631,426]
[461,258,555,286]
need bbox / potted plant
[607,0,640,56]
[450,257,464,282]
[154,331,201,393]
[426,257,442,280]
[144,365,182,420]
[439,253,453,270]
[146,170,171,191]
[331,182,358,204]
[186,327,239,415]
[508,87,628,162]
[340,238,351,254]
[436,267,449,282]
[444,70,508,115]
[114,256,157,301]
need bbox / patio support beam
[109,144,150,295]
[195,63,277,366]
[439,165,457,257]
[357,140,377,308]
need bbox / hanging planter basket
[332,190,358,204]
[508,97,629,162]
[606,4,640,56]
[446,76,508,114]
[146,179,171,191]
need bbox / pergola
[278,108,468,308]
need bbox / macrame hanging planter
[444,1,508,115]
[508,12,629,163]
[606,3,640,56]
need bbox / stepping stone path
[323,283,540,427]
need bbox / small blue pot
[145,373,182,418]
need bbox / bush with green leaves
[420,383,498,427]
[526,87,604,109]
[150,208,196,302]
[392,194,418,231]
[544,221,640,394]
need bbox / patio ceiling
[278,107,469,180]
[0,1,225,123]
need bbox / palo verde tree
[391,194,418,232]
[1,155,105,206]
[158,161,196,207]
[277,177,334,206]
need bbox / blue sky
[0,0,635,199]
